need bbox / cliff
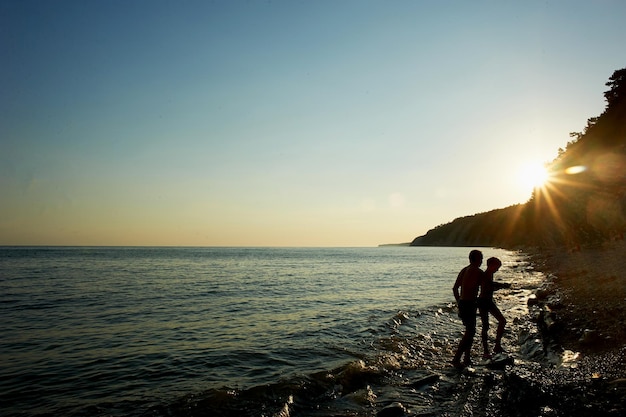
[412,68,626,249]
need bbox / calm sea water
[0,246,532,417]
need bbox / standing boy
[452,249,484,368]
[478,257,510,358]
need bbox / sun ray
[526,163,598,247]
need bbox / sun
[519,162,550,191]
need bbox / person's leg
[490,305,506,353]
[480,308,491,357]
[453,327,469,367]
[453,302,475,367]
[461,310,477,365]
[462,325,476,365]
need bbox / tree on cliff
[412,68,626,248]
[604,68,626,108]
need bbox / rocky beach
[366,243,626,417]
[517,240,626,416]
[529,240,626,354]
[377,242,626,417]
[422,241,626,417]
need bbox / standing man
[452,249,484,368]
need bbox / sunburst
[519,162,550,191]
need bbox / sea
[0,246,540,417]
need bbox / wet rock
[501,371,545,416]
[486,354,515,369]
[527,294,539,306]
[559,349,581,368]
[409,373,440,388]
[579,329,599,345]
[545,297,564,310]
[342,386,377,406]
[336,359,382,393]
[542,310,560,332]
[535,287,552,300]
[519,332,545,359]
[529,306,543,322]
[376,402,407,417]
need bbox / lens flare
[565,165,586,175]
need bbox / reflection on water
[0,246,531,416]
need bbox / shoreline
[378,245,626,417]
[150,246,626,417]
[404,244,626,417]
[500,242,626,416]
[153,246,626,417]
[526,240,626,354]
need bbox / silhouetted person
[478,257,510,358]
[452,249,484,368]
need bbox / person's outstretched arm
[493,281,511,291]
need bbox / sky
[1,0,625,247]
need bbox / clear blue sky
[1,0,625,246]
